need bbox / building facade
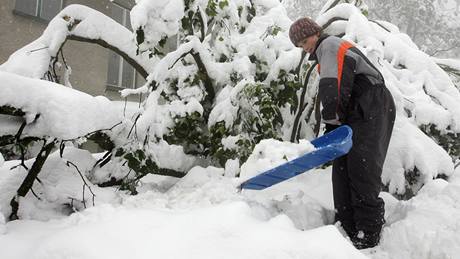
[0,0,142,100]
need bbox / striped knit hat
[289,17,322,47]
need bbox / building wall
[0,0,48,64]
[0,0,140,101]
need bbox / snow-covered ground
[0,158,459,259]
[1,0,460,258]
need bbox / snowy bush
[0,0,459,220]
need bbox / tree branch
[313,94,322,137]
[323,0,342,14]
[66,160,96,208]
[429,46,460,57]
[291,62,318,142]
[9,139,56,220]
[68,35,148,79]
[322,17,348,31]
[191,51,215,119]
[0,106,25,117]
[369,20,391,33]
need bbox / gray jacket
[309,35,384,124]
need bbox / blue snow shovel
[239,125,353,190]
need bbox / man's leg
[347,87,395,248]
[332,155,356,237]
[346,121,385,249]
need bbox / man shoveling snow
[289,17,396,249]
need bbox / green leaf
[219,0,229,10]
[206,1,218,17]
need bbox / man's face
[299,34,319,54]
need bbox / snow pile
[0,201,365,259]
[0,147,118,220]
[0,71,121,139]
[0,4,155,79]
[1,159,460,258]
[382,117,453,194]
[0,162,366,259]
[376,177,460,259]
[0,130,459,258]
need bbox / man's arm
[317,41,356,123]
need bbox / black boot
[341,223,356,239]
[351,230,381,249]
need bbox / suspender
[315,41,354,81]
[316,41,354,104]
[336,41,354,102]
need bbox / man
[289,17,396,249]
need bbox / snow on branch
[0,71,122,140]
[0,4,156,80]
[130,0,184,51]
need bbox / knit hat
[289,17,322,47]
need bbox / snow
[1,1,460,258]
[0,147,119,220]
[0,71,121,139]
[377,177,460,259]
[433,58,460,71]
[0,157,366,259]
[382,116,454,195]
[264,48,302,83]
[224,159,240,177]
[120,84,149,98]
[0,202,365,259]
[240,138,316,179]
[1,158,460,258]
[208,81,246,128]
[135,89,204,140]
[130,0,185,50]
[148,140,197,172]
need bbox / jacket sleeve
[317,45,356,123]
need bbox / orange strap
[317,64,321,74]
[336,41,354,101]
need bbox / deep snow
[0,156,459,258]
[1,1,460,258]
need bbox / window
[14,0,64,22]
[111,0,135,10]
[107,4,145,90]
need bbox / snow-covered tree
[0,0,459,220]
[366,0,460,57]
[283,0,460,58]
